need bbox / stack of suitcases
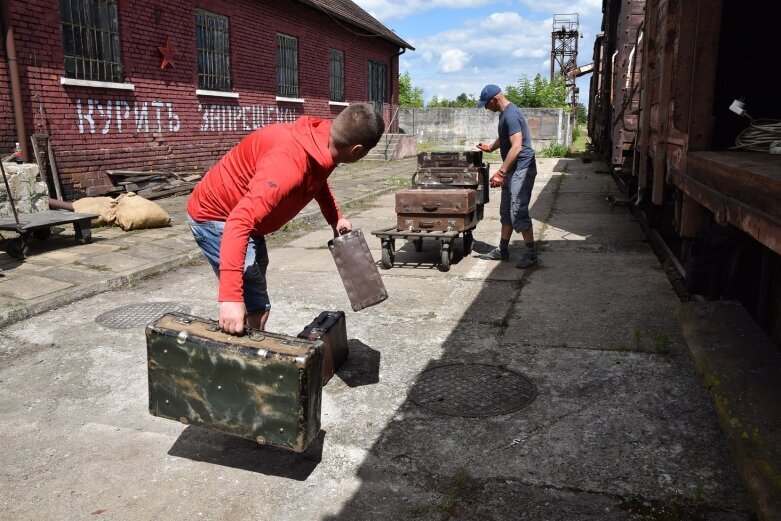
[395,151,490,232]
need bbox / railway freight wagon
[589,0,781,347]
[587,0,644,168]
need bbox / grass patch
[538,143,570,158]
[439,469,469,520]
[383,174,413,189]
[73,260,111,272]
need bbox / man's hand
[476,143,491,153]
[489,170,506,188]
[333,217,352,237]
[219,301,247,334]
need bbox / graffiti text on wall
[76,99,181,134]
[75,99,299,135]
[197,104,298,132]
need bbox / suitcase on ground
[297,311,348,385]
[328,229,388,311]
[395,188,477,215]
[417,151,483,168]
[396,211,479,232]
[146,312,323,453]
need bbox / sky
[353,0,603,105]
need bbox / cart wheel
[438,242,452,272]
[463,231,473,255]
[33,227,51,241]
[381,239,395,269]
[74,222,92,245]
[414,237,423,252]
[5,237,28,259]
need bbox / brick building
[0,0,413,199]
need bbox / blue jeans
[187,214,271,312]
[499,160,537,233]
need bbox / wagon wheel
[5,236,29,259]
[462,231,473,255]
[74,221,92,245]
[380,238,395,269]
[438,241,453,272]
[33,227,51,241]
[413,237,424,252]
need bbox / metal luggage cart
[1,159,97,259]
[370,225,475,272]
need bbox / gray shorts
[499,160,537,233]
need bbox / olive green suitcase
[146,312,324,453]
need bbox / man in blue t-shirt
[475,84,538,268]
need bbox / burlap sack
[72,196,117,227]
[113,192,171,231]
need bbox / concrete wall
[398,108,573,151]
[0,162,49,218]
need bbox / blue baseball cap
[477,84,501,108]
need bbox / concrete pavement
[0,156,755,520]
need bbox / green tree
[427,92,477,108]
[575,102,587,125]
[398,71,424,108]
[504,74,567,108]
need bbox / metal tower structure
[551,13,579,109]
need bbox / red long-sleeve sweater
[187,116,342,302]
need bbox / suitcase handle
[419,221,435,229]
[422,203,440,212]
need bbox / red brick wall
[1,0,401,198]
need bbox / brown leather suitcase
[395,188,477,215]
[297,311,348,385]
[413,166,483,187]
[396,211,479,232]
[328,229,388,311]
[417,151,483,168]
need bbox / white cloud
[439,49,471,73]
[357,0,495,21]
[355,0,603,103]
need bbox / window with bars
[59,0,123,82]
[196,10,232,91]
[277,34,299,98]
[329,49,345,102]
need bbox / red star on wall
[158,36,177,70]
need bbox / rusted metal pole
[0,0,29,162]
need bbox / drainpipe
[388,47,406,132]
[1,0,29,162]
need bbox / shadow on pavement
[167,426,325,481]
[337,339,381,388]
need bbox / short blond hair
[331,104,385,149]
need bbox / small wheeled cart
[370,225,475,272]
[1,159,97,259]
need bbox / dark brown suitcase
[396,211,479,232]
[297,311,348,385]
[417,151,483,168]
[395,188,477,215]
[413,166,482,187]
[328,229,388,311]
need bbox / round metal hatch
[408,363,536,417]
[95,302,190,329]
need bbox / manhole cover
[95,302,190,329]
[408,363,536,417]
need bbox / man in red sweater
[187,104,384,333]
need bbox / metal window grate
[368,60,387,114]
[329,49,345,102]
[277,34,299,98]
[196,10,231,92]
[59,0,123,82]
